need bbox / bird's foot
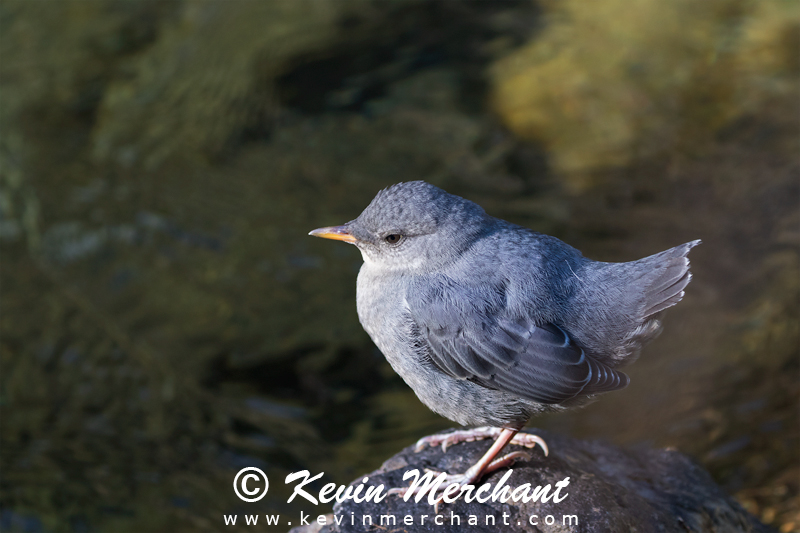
[390,427,546,512]
[387,450,532,512]
[414,427,548,456]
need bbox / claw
[433,495,444,514]
[514,433,549,456]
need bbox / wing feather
[410,278,628,405]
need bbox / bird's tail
[615,239,701,364]
[570,240,700,367]
[637,240,701,318]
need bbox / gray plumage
[318,181,699,430]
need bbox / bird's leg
[415,426,549,455]
[449,428,524,484]
[390,428,547,501]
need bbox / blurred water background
[0,1,797,531]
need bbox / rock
[292,429,774,533]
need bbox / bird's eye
[384,234,403,245]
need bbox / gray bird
[310,181,699,491]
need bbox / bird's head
[309,181,487,273]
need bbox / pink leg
[390,428,545,500]
[456,428,521,484]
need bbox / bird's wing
[408,276,629,404]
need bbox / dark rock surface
[292,429,774,533]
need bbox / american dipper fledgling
[310,181,699,492]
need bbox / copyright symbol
[233,467,269,502]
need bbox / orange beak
[308,225,358,244]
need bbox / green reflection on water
[0,1,797,531]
